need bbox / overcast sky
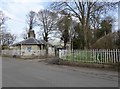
[0,0,52,42]
[0,0,119,43]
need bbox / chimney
[28,29,35,38]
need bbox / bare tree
[1,30,16,49]
[0,11,9,50]
[0,11,16,50]
[23,11,37,39]
[37,9,58,55]
[51,0,117,49]
[26,11,37,30]
[0,11,6,41]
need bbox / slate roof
[13,37,48,46]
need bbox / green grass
[65,51,94,62]
[63,51,112,64]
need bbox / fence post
[118,49,120,63]
[113,49,115,63]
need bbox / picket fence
[59,49,120,64]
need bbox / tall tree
[57,13,72,49]
[0,11,8,50]
[24,11,37,39]
[72,22,84,49]
[26,11,37,30]
[95,16,114,40]
[37,9,58,55]
[1,30,16,49]
[51,1,117,49]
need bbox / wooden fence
[59,49,120,64]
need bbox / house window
[27,47,32,52]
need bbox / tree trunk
[44,33,48,57]
[81,22,88,49]
[64,41,66,49]
[84,29,88,49]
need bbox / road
[2,57,118,87]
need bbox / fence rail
[59,49,120,64]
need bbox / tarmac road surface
[2,57,118,87]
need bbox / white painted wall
[10,44,55,57]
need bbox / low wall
[1,50,55,58]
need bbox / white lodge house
[7,29,55,58]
